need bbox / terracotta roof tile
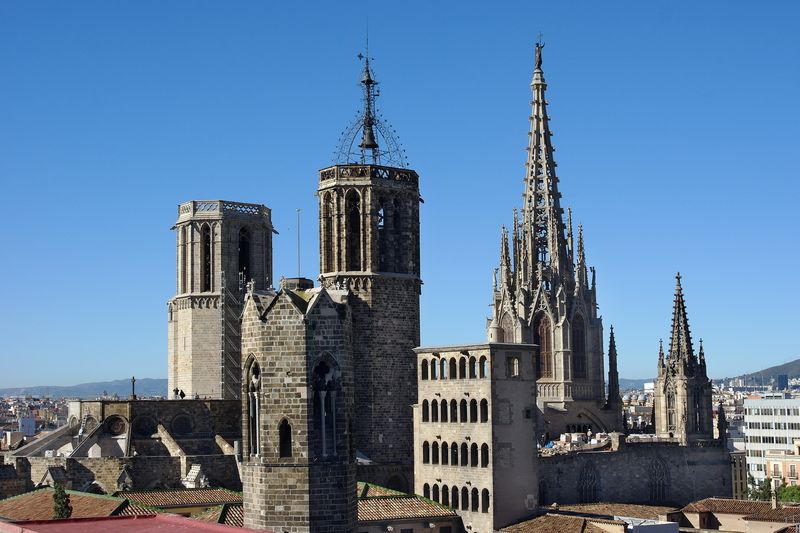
[357,482,406,498]
[196,503,244,528]
[357,496,457,522]
[681,497,792,516]
[557,502,677,520]
[0,488,126,521]
[3,514,264,532]
[501,513,627,533]
[743,506,800,522]
[115,488,242,509]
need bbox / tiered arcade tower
[487,43,621,437]
[317,52,421,490]
[167,200,274,400]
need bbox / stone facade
[318,164,421,491]
[486,43,622,438]
[12,399,242,493]
[168,200,274,400]
[241,279,356,533]
[539,438,732,507]
[653,274,714,445]
[414,344,539,533]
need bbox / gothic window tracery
[535,315,554,378]
[578,461,599,503]
[648,458,669,502]
[322,193,334,272]
[238,227,251,282]
[201,224,212,292]
[500,313,514,343]
[312,359,342,457]
[247,360,261,456]
[572,315,587,379]
[666,385,677,432]
[345,191,361,271]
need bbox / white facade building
[743,396,800,482]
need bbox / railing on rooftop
[177,201,270,220]
[319,164,418,185]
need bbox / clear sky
[1,1,798,388]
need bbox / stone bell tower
[318,51,421,491]
[167,200,274,400]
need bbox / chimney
[771,480,779,510]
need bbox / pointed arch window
[345,191,361,271]
[393,197,404,273]
[179,226,187,293]
[579,461,599,503]
[500,313,514,343]
[238,227,251,282]
[201,224,212,292]
[535,315,554,378]
[649,459,669,502]
[279,419,292,458]
[312,359,341,457]
[666,386,677,432]
[572,315,587,379]
[322,193,334,272]
[247,360,261,456]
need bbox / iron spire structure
[333,48,407,168]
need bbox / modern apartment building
[743,395,800,482]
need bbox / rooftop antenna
[296,208,301,278]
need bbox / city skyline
[1,1,798,388]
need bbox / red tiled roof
[743,507,800,522]
[557,502,677,520]
[0,488,127,521]
[358,495,457,522]
[115,488,242,509]
[196,503,244,528]
[501,513,626,533]
[681,497,787,516]
[0,514,264,532]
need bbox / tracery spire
[606,325,621,409]
[522,39,571,288]
[668,272,695,364]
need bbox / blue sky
[1,1,798,388]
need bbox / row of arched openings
[421,355,489,380]
[422,441,489,468]
[195,224,253,293]
[423,484,490,513]
[421,399,488,423]
[246,361,292,458]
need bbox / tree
[53,484,72,519]
[779,483,800,503]
[747,474,773,501]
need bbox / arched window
[345,191,361,271]
[451,486,459,509]
[450,400,458,423]
[500,313,514,343]
[422,442,430,464]
[649,458,669,502]
[238,227,251,282]
[480,399,489,423]
[460,443,468,466]
[442,485,450,506]
[179,226,187,293]
[441,442,449,465]
[423,483,430,499]
[535,315,554,378]
[667,386,676,432]
[247,360,261,456]
[440,359,448,380]
[459,358,467,379]
[393,197,404,272]
[481,444,489,467]
[312,360,341,457]
[470,400,478,422]
[470,443,479,467]
[461,487,469,510]
[479,356,488,378]
[449,358,458,379]
[572,315,587,379]
[431,400,439,423]
[431,442,439,464]
[460,400,468,422]
[450,442,458,465]
[579,461,599,503]
[441,400,448,422]
[469,356,477,378]
[421,360,429,380]
[471,488,479,511]
[322,193,334,272]
[201,224,212,292]
[377,198,389,272]
[432,484,440,502]
[279,419,292,458]
[509,357,520,377]
[431,360,439,379]
[481,489,490,513]
[422,400,429,422]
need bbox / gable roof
[680,497,777,515]
[114,488,242,509]
[556,502,677,520]
[0,487,135,521]
[501,513,626,533]
[0,514,261,532]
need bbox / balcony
[176,200,271,222]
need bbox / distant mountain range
[0,378,168,399]
[3,358,798,398]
